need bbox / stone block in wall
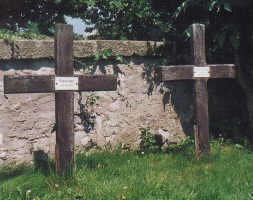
[0,39,164,60]
[13,40,54,59]
[0,40,12,59]
[73,40,97,58]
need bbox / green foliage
[168,0,242,61]
[139,127,160,153]
[82,0,236,42]
[173,0,232,19]
[0,27,49,42]
[95,48,124,63]
[0,0,87,35]
[74,48,126,74]
[169,136,195,152]
[81,0,246,68]
[82,0,168,40]
[86,94,99,107]
[94,48,113,61]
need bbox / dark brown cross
[4,24,117,174]
[159,24,236,157]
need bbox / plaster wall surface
[0,57,192,165]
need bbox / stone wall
[0,39,245,166]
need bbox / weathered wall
[0,40,191,166]
[0,39,245,166]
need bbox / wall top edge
[0,39,165,60]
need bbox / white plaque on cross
[193,67,210,78]
[55,77,79,91]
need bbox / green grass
[1,141,253,200]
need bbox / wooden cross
[159,24,236,157]
[4,24,117,174]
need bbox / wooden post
[4,24,117,175]
[55,24,74,174]
[191,24,210,156]
[158,24,236,157]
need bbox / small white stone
[0,152,7,159]
[0,82,3,92]
[0,134,3,145]
[81,137,90,146]
[158,129,169,137]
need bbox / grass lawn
[1,141,253,200]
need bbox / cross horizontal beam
[4,74,117,94]
[159,64,236,81]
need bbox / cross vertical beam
[191,24,210,156]
[158,24,236,157]
[4,24,118,175]
[55,24,74,174]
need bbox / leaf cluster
[82,0,252,60]
[0,25,49,42]
[82,0,169,40]
[139,127,160,153]
[0,0,88,35]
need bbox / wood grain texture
[209,64,236,79]
[191,24,207,66]
[159,64,236,81]
[4,75,54,94]
[194,79,210,155]
[160,65,194,81]
[191,24,210,156]
[4,74,117,94]
[78,74,117,91]
[55,24,75,175]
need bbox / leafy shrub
[139,127,160,153]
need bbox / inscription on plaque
[55,77,78,91]
[193,67,210,78]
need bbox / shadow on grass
[0,164,29,183]
[0,150,55,183]
[33,150,55,176]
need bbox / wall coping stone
[0,39,164,60]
